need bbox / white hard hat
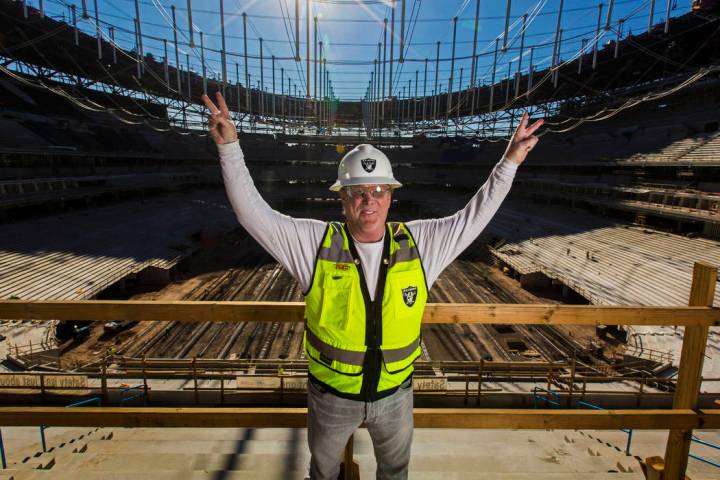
[329,144,402,192]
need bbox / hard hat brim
[329,178,403,192]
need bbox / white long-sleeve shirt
[218,141,518,300]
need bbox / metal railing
[689,434,720,469]
[39,396,102,453]
[576,400,634,456]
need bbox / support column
[662,262,716,479]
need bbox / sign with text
[412,377,448,391]
[0,374,89,394]
[236,376,308,391]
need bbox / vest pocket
[319,272,354,331]
[383,270,425,350]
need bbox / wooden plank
[0,407,716,430]
[0,301,718,326]
[665,262,717,480]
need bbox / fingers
[519,111,529,131]
[216,92,230,118]
[201,94,220,114]
[525,118,544,136]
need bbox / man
[202,92,542,479]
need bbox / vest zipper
[344,224,390,401]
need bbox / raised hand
[504,112,544,165]
[201,92,238,145]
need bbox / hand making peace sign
[504,112,544,165]
[201,92,238,145]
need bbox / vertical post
[664,0,672,34]
[592,3,604,70]
[295,0,300,60]
[40,374,45,402]
[663,262,716,479]
[546,361,552,393]
[314,16,318,113]
[163,40,169,88]
[447,17,458,125]
[615,19,624,58]
[578,38,588,75]
[370,70,375,136]
[505,61,512,105]
[93,0,102,60]
[527,47,534,98]
[471,52,479,115]
[489,38,499,112]
[192,356,199,405]
[186,0,195,46]
[568,354,576,407]
[134,0,144,73]
[134,19,142,78]
[281,68,285,133]
[99,356,107,404]
[648,0,656,32]
[172,6,181,94]
[243,12,249,110]
[236,62,241,116]
[433,41,440,118]
[383,17,388,121]
[306,0,310,97]
[109,27,117,64]
[389,0,396,98]
[324,60,328,125]
[470,0,480,87]
[551,0,564,82]
[413,69,418,132]
[220,376,225,405]
[423,58,428,122]
[502,0,512,51]
[553,29,563,87]
[605,0,615,31]
[518,14,527,75]
[219,0,227,90]
[142,356,148,404]
[477,358,484,405]
[71,5,78,46]
[455,69,462,134]
[272,55,276,122]
[407,79,411,124]
[186,53,191,99]
[39,0,44,17]
[200,32,207,95]
[259,38,265,117]
[399,0,406,62]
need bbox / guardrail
[576,400,634,455]
[39,396,102,454]
[0,261,718,479]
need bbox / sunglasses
[343,185,392,199]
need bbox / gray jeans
[307,378,414,480]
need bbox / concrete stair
[0,427,716,479]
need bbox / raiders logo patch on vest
[361,158,376,173]
[402,286,418,307]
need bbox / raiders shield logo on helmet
[402,286,418,307]
[361,158,376,173]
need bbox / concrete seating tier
[9,426,710,479]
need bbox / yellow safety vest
[304,221,427,400]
